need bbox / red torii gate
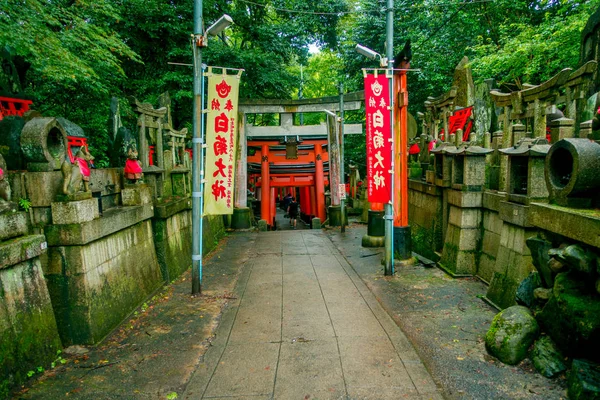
[235,92,364,230]
[247,139,330,226]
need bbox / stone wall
[408,180,444,262]
[1,167,226,396]
[45,208,163,345]
[478,192,504,283]
[153,198,193,282]
[0,234,61,397]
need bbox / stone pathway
[183,230,441,400]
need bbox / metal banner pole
[191,0,204,294]
[384,0,395,275]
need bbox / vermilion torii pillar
[393,61,412,259]
[270,187,276,226]
[310,186,316,219]
[260,144,270,226]
[314,144,326,222]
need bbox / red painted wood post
[314,144,326,221]
[261,144,271,225]
[270,187,276,226]
[310,186,317,219]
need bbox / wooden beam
[247,123,362,137]
[240,101,362,114]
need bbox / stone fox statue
[61,147,94,195]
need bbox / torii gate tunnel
[234,92,365,229]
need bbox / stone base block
[393,225,412,260]
[367,210,385,237]
[438,251,477,277]
[448,206,482,228]
[362,234,385,248]
[258,219,268,231]
[0,212,28,241]
[485,223,536,309]
[56,191,92,202]
[51,198,99,224]
[311,217,321,229]
[499,201,533,227]
[329,205,342,227]
[447,189,483,208]
[122,184,153,206]
[153,209,192,283]
[231,207,252,229]
[485,272,519,310]
[0,235,47,269]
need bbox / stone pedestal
[438,190,483,277]
[121,184,153,206]
[362,210,385,248]
[328,205,342,227]
[258,219,268,232]
[231,207,252,229]
[51,197,99,224]
[485,202,536,309]
[311,217,321,229]
[393,225,412,260]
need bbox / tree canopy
[1,0,598,166]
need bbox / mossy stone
[485,305,540,365]
[568,359,600,400]
[531,336,567,378]
[538,271,600,359]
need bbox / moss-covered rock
[485,305,540,365]
[561,244,598,276]
[526,236,554,287]
[516,272,542,308]
[538,271,600,360]
[568,359,600,400]
[531,336,567,378]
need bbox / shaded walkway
[183,230,441,399]
[273,207,310,231]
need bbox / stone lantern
[430,142,454,188]
[485,137,551,309]
[438,143,492,277]
[545,137,600,208]
[500,137,551,205]
[445,144,493,192]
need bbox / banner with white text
[204,71,241,215]
[364,73,391,203]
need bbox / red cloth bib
[76,157,90,177]
[124,159,143,174]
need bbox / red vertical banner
[204,71,241,215]
[364,73,391,203]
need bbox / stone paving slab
[184,230,441,400]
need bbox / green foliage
[0,0,141,95]
[18,198,31,212]
[470,0,600,90]
[1,0,599,167]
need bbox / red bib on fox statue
[124,144,143,183]
[76,157,91,181]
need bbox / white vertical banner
[204,69,242,215]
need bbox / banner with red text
[364,73,391,203]
[204,70,241,215]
